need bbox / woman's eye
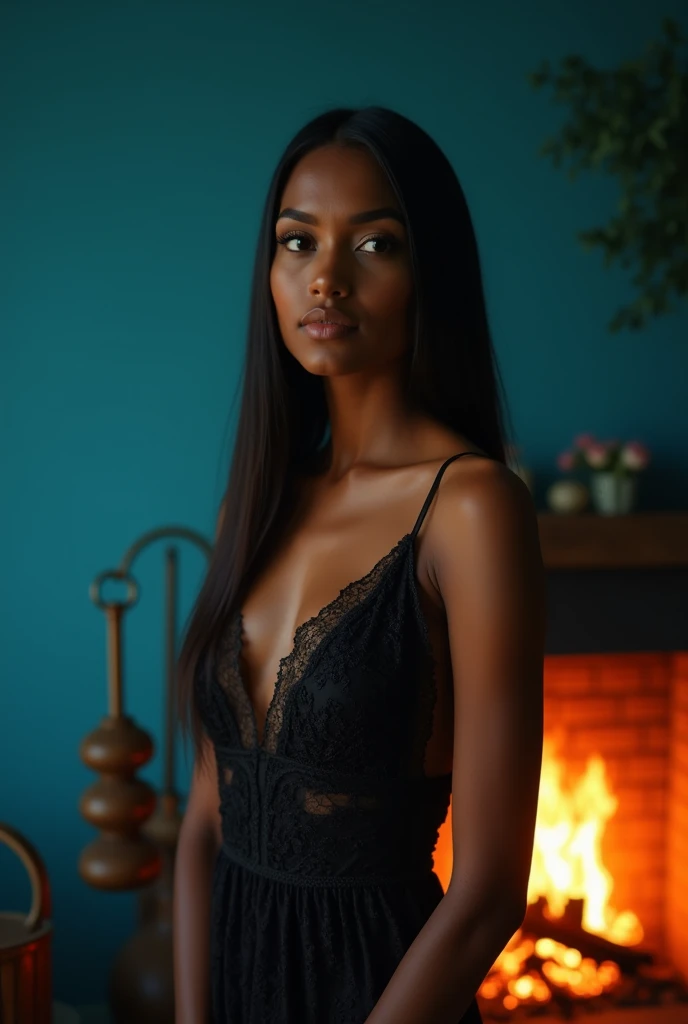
[358,236,396,254]
[286,235,311,252]
[276,232,313,252]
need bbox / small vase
[589,471,638,515]
[545,479,589,514]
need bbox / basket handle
[0,823,51,931]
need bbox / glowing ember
[432,733,643,1010]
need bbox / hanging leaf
[527,16,687,333]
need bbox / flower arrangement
[557,434,651,475]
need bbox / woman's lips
[302,322,358,340]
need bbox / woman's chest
[238,524,415,743]
[209,479,458,777]
[207,546,452,780]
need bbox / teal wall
[2,0,687,1007]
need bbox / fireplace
[433,652,688,1019]
[432,512,688,1021]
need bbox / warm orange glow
[433,733,643,1009]
[527,735,642,944]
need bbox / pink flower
[557,450,576,471]
[585,441,612,469]
[620,441,651,471]
[574,433,596,450]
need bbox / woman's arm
[365,458,546,1023]
[173,735,222,1024]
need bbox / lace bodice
[195,452,483,885]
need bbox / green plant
[528,17,688,332]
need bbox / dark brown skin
[174,142,545,1022]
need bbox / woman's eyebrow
[276,206,405,226]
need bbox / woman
[173,105,545,1024]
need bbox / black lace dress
[196,452,485,1023]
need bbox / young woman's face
[270,144,413,379]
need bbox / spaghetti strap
[410,452,485,540]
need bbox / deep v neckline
[233,531,415,751]
[226,450,485,753]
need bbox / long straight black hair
[177,105,514,764]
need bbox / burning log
[523,896,653,974]
[473,736,688,1020]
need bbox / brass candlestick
[79,525,212,1024]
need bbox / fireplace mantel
[537,512,688,569]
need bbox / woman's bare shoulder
[411,417,493,465]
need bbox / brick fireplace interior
[543,651,688,971]
[432,512,688,1021]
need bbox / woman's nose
[308,250,352,299]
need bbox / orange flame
[432,733,643,1010]
[527,734,642,944]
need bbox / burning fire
[433,733,644,1010]
[480,933,622,1008]
[528,734,643,945]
